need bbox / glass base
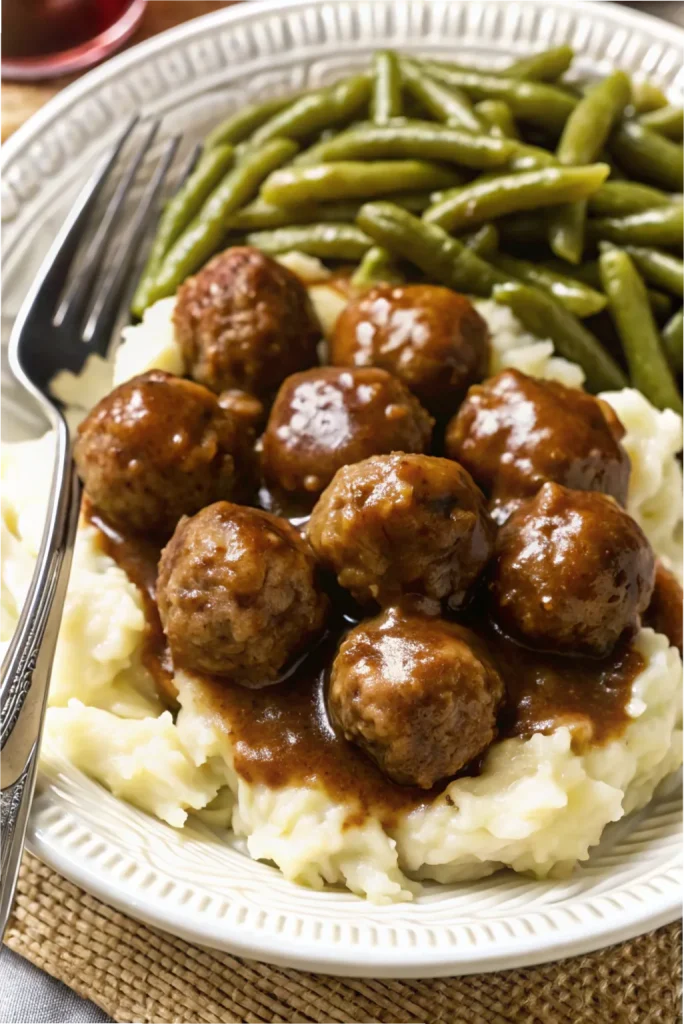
[1,0,147,81]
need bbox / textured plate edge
[3,0,682,977]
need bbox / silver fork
[0,118,182,937]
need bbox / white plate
[2,0,683,978]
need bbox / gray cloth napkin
[0,948,111,1023]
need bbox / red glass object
[2,0,148,80]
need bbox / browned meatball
[307,453,494,609]
[330,604,504,788]
[643,561,683,652]
[218,389,266,433]
[174,246,320,398]
[331,284,489,416]
[445,368,630,525]
[490,483,655,657]
[157,502,327,684]
[261,367,433,500]
[74,370,253,537]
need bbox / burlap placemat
[3,853,681,1024]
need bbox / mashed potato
[2,272,681,903]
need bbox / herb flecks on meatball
[174,246,320,398]
[490,483,655,657]
[331,284,489,416]
[330,604,504,788]
[445,368,630,525]
[262,366,433,501]
[74,370,254,537]
[307,452,495,609]
[157,502,328,685]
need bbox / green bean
[507,143,557,171]
[503,45,575,82]
[475,100,519,139]
[401,59,486,132]
[261,160,463,207]
[246,223,373,260]
[549,72,631,264]
[589,204,684,247]
[646,289,674,323]
[491,253,607,317]
[640,105,684,142]
[423,163,609,233]
[541,258,674,319]
[598,247,682,412]
[251,74,371,145]
[372,51,403,124]
[131,144,235,317]
[492,282,627,392]
[229,191,433,231]
[588,181,674,217]
[598,242,683,298]
[295,119,513,169]
[463,223,499,258]
[351,245,403,288]
[357,201,507,296]
[661,307,683,374]
[422,61,577,132]
[498,212,550,245]
[150,139,298,302]
[631,79,669,115]
[205,98,292,149]
[610,121,684,190]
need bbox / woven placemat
[3,853,682,1024]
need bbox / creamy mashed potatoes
[2,262,682,902]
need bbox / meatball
[331,284,489,416]
[490,483,655,657]
[307,452,494,608]
[445,368,630,524]
[174,246,320,397]
[157,502,327,684]
[74,370,253,537]
[330,604,504,788]
[643,561,683,652]
[218,389,266,433]
[261,367,433,500]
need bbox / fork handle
[0,422,81,938]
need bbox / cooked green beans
[357,201,507,295]
[491,253,607,317]
[372,51,403,124]
[599,247,682,412]
[251,74,371,145]
[131,144,234,317]
[246,224,373,260]
[229,191,433,231]
[401,59,485,132]
[661,308,684,373]
[296,119,513,168]
[588,181,674,217]
[351,245,402,287]
[475,100,519,139]
[610,121,684,191]
[424,164,609,233]
[599,242,683,298]
[463,223,499,258]
[503,45,575,82]
[261,160,460,206]
[541,258,674,320]
[589,204,684,247]
[631,79,669,114]
[205,98,292,149]
[548,71,631,263]
[422,61,578,132]
[150,139,297,302]
[640,104,684,142]
[492,282,627,392]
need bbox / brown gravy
[88,510,645,825]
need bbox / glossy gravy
[90,509,649,825]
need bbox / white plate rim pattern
[2,0,683,978]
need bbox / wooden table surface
[1,1,235,141]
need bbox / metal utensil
[0,118,181,937]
